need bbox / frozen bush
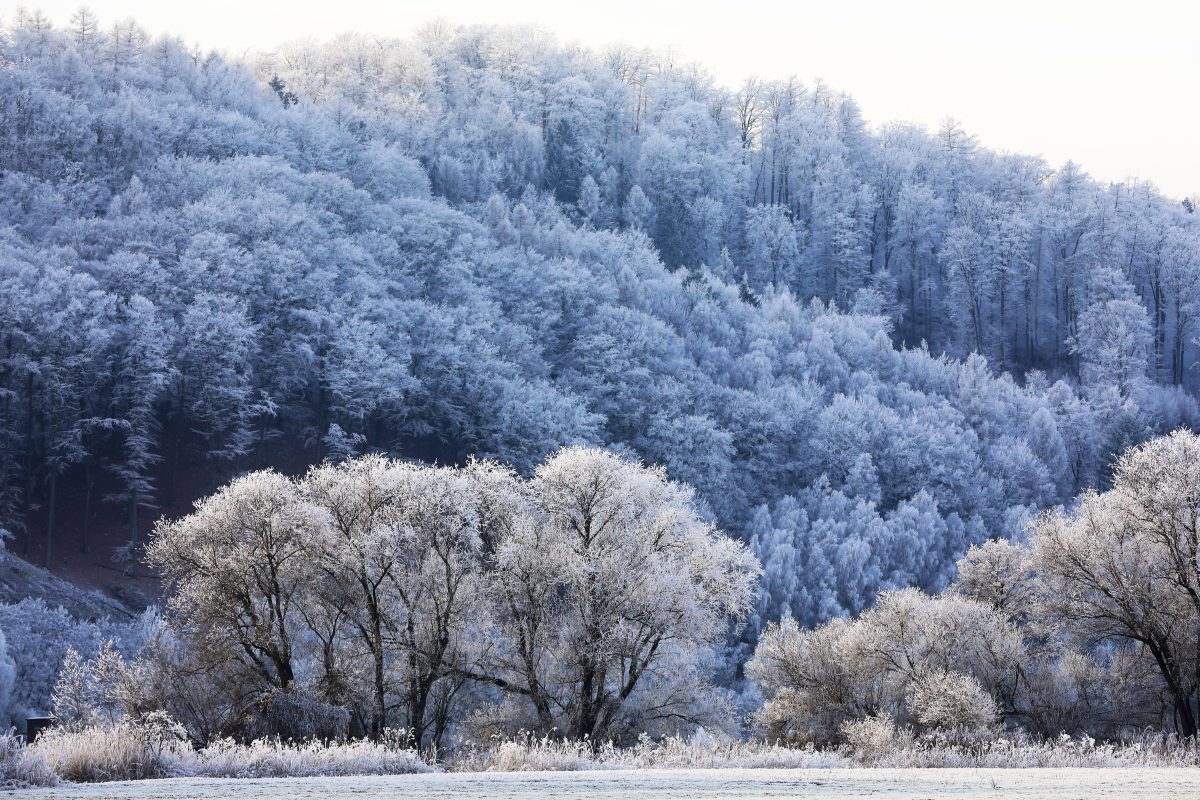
[240,689,350,744]
[908,670,999,733]
[746,616,873,744]
[840,715,914,761]
[52,642,145,730]
[748,589,1023,745]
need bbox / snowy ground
[8,768,1196,799]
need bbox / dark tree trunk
[80,459,93,554]
[43,471,55,567]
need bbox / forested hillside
[1,11,1198,628]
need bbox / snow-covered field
[9,768,1196,799]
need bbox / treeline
[752,430,1200,743]
[60,446,756,751]
[0,12,1197,632]
[38,432,1200,758]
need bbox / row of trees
[139,446,757,750]
[42,430,1200,751]
[751,430,1200,743]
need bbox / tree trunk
[1173,316,1186,386]
[43,471,55,567]
[128,491,138,548]
[80,459,92,554]
[1175,694,1197,738]
[371,617,386,739]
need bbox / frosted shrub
[840,716,914,761]
[749,590,1025,745]
[909,670,1000,734]
[241,689,350,744]
[52,643,143,730]
[746,617,871,745]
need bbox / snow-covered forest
[3,7,1200,773]
[4,11,1199,628]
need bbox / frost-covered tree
[480,447,759,742]
[146,471,316,690]
[1071,267,1153,399]
[143,447,757,746]
[1030,429,1200,737]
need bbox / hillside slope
[0,15,1197,627]
[0,547,137,620]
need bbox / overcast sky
[15,0,1200,199]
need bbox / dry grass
[32,721,188,782]
[20,725,1200,784]
[449,732,848,771]
[189,736,432,778]
[856,731,1200,769]
[449,730,1200,772]
[32,723,429,782]
[0,729,58,787]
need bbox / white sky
[14,0,1200,199]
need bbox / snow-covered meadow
[12,769,1200,800]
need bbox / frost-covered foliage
[749,430,1200,747]
[1,13,1195,640]
[145,447,758,750]
[1029,429,1200,738]
[0,729,57,787]
[0,600,154,728]
[0,602,102,725]
[747,589,1017,745]
[748,576,1153,747]
[52,642,142,730]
